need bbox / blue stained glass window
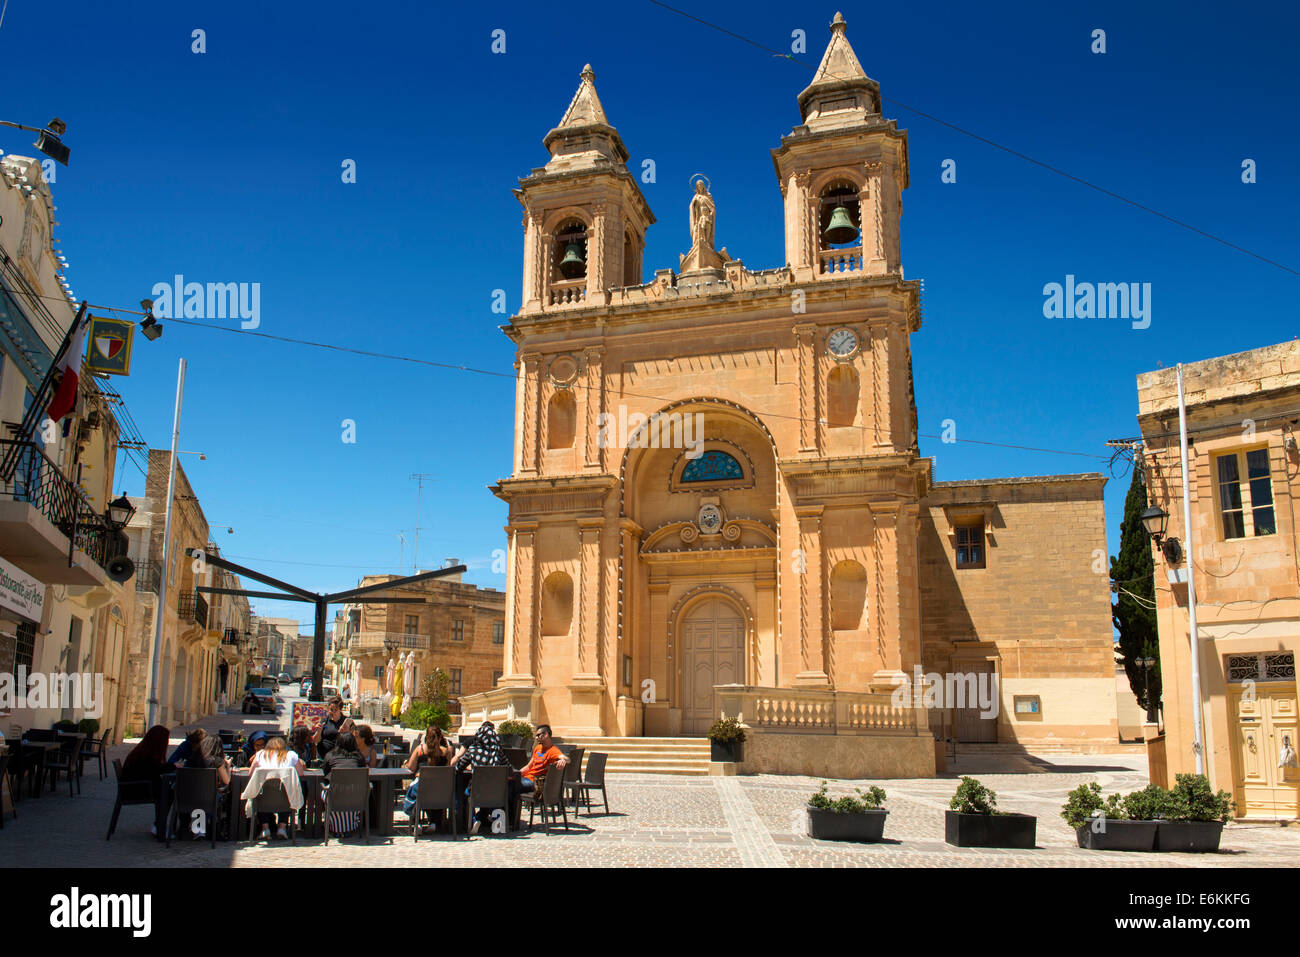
[681,450,743,483]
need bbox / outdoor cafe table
[228,766,414,839]
[14,741,58,798]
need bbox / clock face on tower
[827,326,859,360]
[698,504,723,534]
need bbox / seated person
[289,724,315,765]
[166,728,207,767]
[120,725,173,836]
[241,730,269,765]
[402,726,453,831]
[247,736,304,840]
[352,724,379,768]
[321,731,366,836]
[453,722,509,833]
[178,734,232,840]
[518,724,567,795]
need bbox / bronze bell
[558,242,586,279]
[823,205,859,245]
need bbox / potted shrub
[1062,782,1157,851]
[1155,773,1233,852]
[497,720,534,750]
[945,776,1037,848]
[806,781,889,842]
[707,717,746,762]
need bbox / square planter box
[1154,821,1224,853]
[944,810,1037,849]
[806,807,888,843]
[1075,820,1158,851]
[710,740,743,763]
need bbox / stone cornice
[491,473,616,514]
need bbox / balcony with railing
[178,589,209,629]
[0,438,115,585]
[135,559,161,594]
[818,246,864,275]
[349,630,430,653]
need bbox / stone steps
[559,736,712,776]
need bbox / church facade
[462,15,1120,772]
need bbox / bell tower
[771,12,908,282]
[516,65,656,314]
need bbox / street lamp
[1140,504,1184,563]
[106,493,136,529]
[1137,656,1158,724]
[139,299,163,341]
[0,116,70,165]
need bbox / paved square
[3,717,1297,868]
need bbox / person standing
[312,696,352,760]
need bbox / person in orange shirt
[518,724,567,795]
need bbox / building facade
[1137,340,1300,819]
[0,154,136,742]
[464,15,1118,773]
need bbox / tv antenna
[409,473,436,572]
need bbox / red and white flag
[46,313,89,422]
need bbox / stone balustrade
[819,247,863,275]
[456,684,541,732]
[548,280,587,306]
[715,684,925,736]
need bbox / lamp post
[1137,656,1157,724]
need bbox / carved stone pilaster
[576,518,603,676]
[506,522,539,684]
[520,353,541,472]
[793,504,829,686]
[794,323,818,453]
[583,346,604,469]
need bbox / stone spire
[796,12,881,128]
[542,64,630,172]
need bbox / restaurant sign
[292,701,328,732]
[0,556,44,622]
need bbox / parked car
[300,679,312,697]
[242,687,281,715]
[278,672,292,684]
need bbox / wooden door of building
[1229,666,1300,819]
[955,659,997,744]
[680,598,743,735]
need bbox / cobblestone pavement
[4,714,1297,867]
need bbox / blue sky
[4,0,1297,627]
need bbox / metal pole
[147,358,186,728]
[310,599,326,703]
[1176,364,1206,775]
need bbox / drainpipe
[1176,364,1206,775]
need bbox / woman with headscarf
[452,722,507,833]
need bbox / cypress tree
[1111,464,1161,715]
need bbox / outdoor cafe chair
[79,727,112,781]
[45,734,83,797]
[503,748,529,770]
[247,778,296,844]
[106,758,155,840]
[411,765,457,841]
[165,767,222,848]
[0,753,13,828]
[564,747,584,787]
[323,767,370,845]
[521,762,569,834]
[468,765,510,836]
[567,752,610,816]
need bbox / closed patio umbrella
[385,657,395,693]
[391,656,404,719]
[397,650,413,717]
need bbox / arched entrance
[679,596,745,734]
